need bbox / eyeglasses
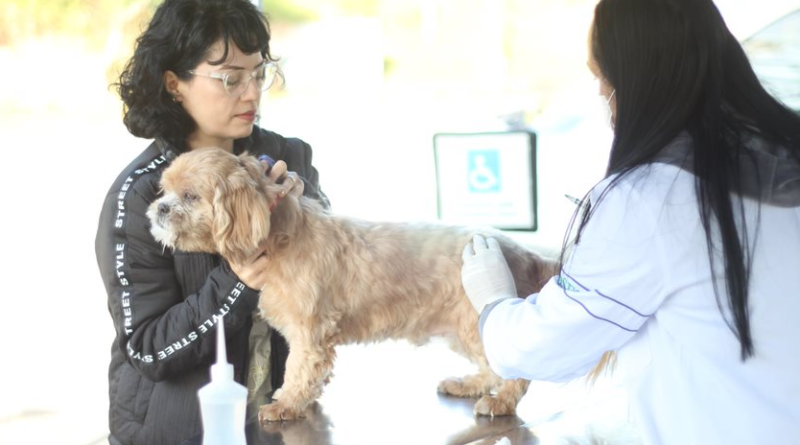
[187,62,279,97]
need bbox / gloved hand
[461,235,518,313]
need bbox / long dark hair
[115,0,274,150]
[562,0,800,359]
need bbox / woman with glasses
[95,1,329,444]
[461,0,800,444]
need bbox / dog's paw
[437,377,492,397]
[258,402,305,423]
[473,395,517,417]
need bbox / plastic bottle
[197,316,248,445]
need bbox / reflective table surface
[189,340,641,445]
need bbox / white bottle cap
[199,314,247,445]
[211,315,234,382]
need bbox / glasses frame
[187,61,279,97]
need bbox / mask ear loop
[605,89,617,128]
[606,89,616,105]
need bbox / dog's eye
[183,192,199,202]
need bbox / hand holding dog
[264,159,304,198]
[462,235,518,313]
[230,238,272,290]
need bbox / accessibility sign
[434,131,537,230]
[467,150,501,193]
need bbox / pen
[564,194,581,205]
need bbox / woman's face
[169,40,265,152]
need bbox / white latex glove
[461,235,518,313]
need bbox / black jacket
[95,128,328,445]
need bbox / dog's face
[147,147,275,264]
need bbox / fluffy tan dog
[148,147,558,423]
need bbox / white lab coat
[480,161,800,445]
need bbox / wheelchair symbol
[467,150,501,193]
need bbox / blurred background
[0,0,797,443]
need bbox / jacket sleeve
[478,179,671,382]
[96,170,261,382]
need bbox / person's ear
[163,70,183,102]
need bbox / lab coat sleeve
[480,178,671,382]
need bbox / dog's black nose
[158,202,170,216]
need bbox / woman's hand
[229,239,271,290]
[261,159,304,198]
[461,235,518,313]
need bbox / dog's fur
[148,147,559,423]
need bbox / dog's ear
[212,163,271,264]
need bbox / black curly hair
[115,0,274,150]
